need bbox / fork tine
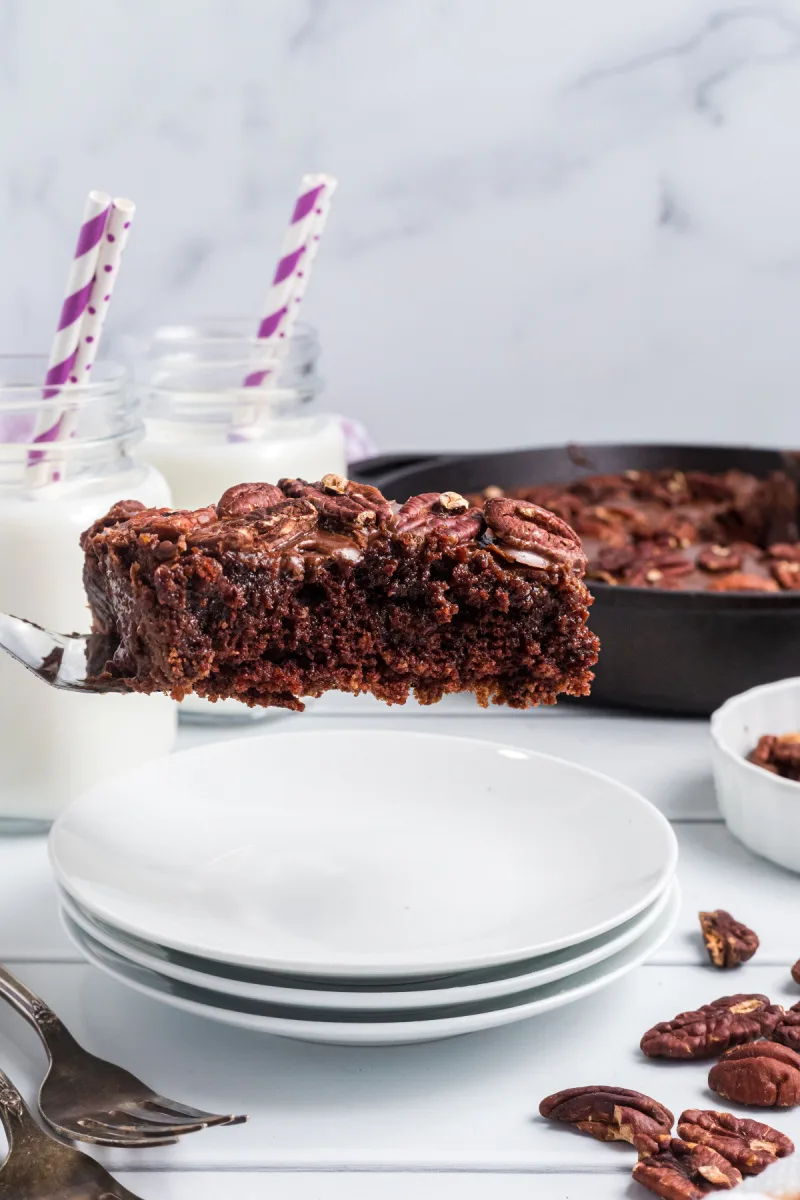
[69,1115,180,1146]
[147,1095,248,1124]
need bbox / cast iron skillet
[350,444,800,716]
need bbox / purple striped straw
[27,191,111,478]
[243,173,337,389]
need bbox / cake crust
[81,477,599,710]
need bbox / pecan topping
[217,482,284,517]
[633,1139,741,1198]
[696,545,741,573]
[539,1086,673,1157]
[641,994,784,1060]
[699,910,759,968]
[677,1108,794,1175]
[772,560,800,590]
[709,1042,800,1107]
[187,500,318,553]
[393,493,483,542]
[483,498,586,572]
[706,572,780,592]
[280,477,394,528]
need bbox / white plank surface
[1,962,798,1172]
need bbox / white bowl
[711,677,800,872]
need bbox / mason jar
[132,320,347,723]
[0,357,177,830]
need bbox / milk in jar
[0,359,176,827]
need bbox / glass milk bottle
[0,357,176,830]
[133,320,346,722]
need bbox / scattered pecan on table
[640,994,784,1060]
[771,1002,800,1052]
[698,910,759,969]
[747,732,800,782]
[538,1086,673,1157]
[633,1138,742,1197]
[709,1042,800,1107]
[676,1108,794,1176]
[793,960,800,986]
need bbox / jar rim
[0,356,125,407]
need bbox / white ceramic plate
[60,883,680,1046]
[59,878,677,1010]
[50,731,678,978]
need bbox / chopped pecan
[633,1139,741,1197]
[280,476,394,528]
[696,545,742,573]
[641,994,784,1060]
[699,910,759,968]
[709,1042,800,1107]
[539,1086,673,1156]
[392,492,484,542]
[217,482,284,517]
[484,498,586,572]
[677,1108,794,1175]
[706,572,780,592]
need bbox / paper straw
[243,173,337,389]
[69,198,136,387]
[27,190,111,480]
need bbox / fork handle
[0,1066,54,1154]
[0,964,77,1056]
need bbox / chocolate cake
[470,468,800,593]
[81,475,599,711]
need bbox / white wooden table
[2,693,798,1199]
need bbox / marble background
[3,0,800,454]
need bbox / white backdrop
[3,0,800,453]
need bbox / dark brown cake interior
[82,476,599,711]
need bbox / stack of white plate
[51,731,679,1046]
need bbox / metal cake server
[0,612,126,693]
[0,965,246,1146]
[0,1066,146,1200]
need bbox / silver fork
[0,965,247,1146]
[0,612,126,693]
[0,1067,146,1200]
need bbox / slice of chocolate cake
[81,474,599,710]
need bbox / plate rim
[50,730,679,977]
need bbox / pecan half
[280,476,394,528]
[699,910,759,968]
[187,500,318,553]
[793,960,800,986]
[706,572,780,593]
[217,482,284,517]
[641,994,784,1060]
[633,1139,741,1198]
[709,1042,800,1107]
[772,1003,800,1051]
[748,732,800,780]
[392,492,483,542]
[772,560,800,590]
[483,497,586,572]
[539,1086,673,1156]
[696,545,742,574]
[677,1109,794,1175]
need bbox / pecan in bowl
[677,1108,794,1175]
[538,1085,672,1156]
[747,732,800,782]
[633,1138,742,1197]
[709,1042,800,1107]
[699,910,759,968]
[641,994,784,1060]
